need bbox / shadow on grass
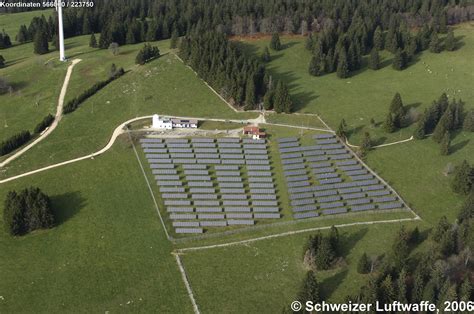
[339,227,369,255]
[450,139,470,154]
[320,269,349,300]
[51,191,86,225]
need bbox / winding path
[0,113,417,185]
[0,59,82,168]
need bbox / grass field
[0,36,257,178]
[180,220,422,313]
[367,131,474,224]
[238,24,474,145]
[0,136,192,312]
[0,9,54,43]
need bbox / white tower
[56,1,66,61]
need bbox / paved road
[0,59,82,168]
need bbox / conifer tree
[357,252,371,274]
[170,29,179,49]
[16,25,29,43]
[373,26,383,50]
[389,92,405,128]
[244,77,256,110]
[392,49,407,70]
[0,55,5,68]
[440,131,451,156]
[459,277,472,302]
[360,132,372,155]
[270,33,281,51]
[308,55,322,76]
[126,28,137,44]
[463,109,474,132]
[263,89,274,110]
[429,33,442,53]
[261,46,271,62]
[414,114,427,139]
[89,33,97,48]
[432,109,453,143]
[297,271,320,304]
[336,119,347,139]
[384,112,396,133]
[336,50,349,78]
[368,48,380,70]
[33,29,49,55]
[315,237,335,270]
[380,275,397,303]
[397,269,408,304]
[451,160,473,195]
[445,29,456,51]
[273,80,292,113]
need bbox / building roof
[171,118,198,124]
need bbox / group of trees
[63,65,125,114]
[414,93,468,155]
[0,31,12,49]
[3,187,55,236]
[0,131,31,157]
[384,93,407,133]
[179,30,292,112]
[135,44,160,65]
[350,216,472,308]
[306,11,457,79]
[303,226,340,270]
[14,16,55,54]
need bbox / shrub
[34,114,54,134]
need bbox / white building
[152,114,172,129]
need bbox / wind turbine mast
[55,1,66,61]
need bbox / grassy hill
[237,24,474,144]
[0,137,192,312]
[0,35,257,177]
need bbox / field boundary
[128,131,171,240]
[175,216,420,252]
[173,253,201,314]
[171,208,414,244]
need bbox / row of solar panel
[167,207,280,213]
[141,137,266,143]
[149,159,271,165]
[288,179,381,194]
[293,202,404,219]
[291,195,398,207]
[170,213,281,221]
[164,200,278,206]
[290,188,390,200]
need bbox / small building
[152,114,172,129]
[171,118,198,128]
[243,126,266,139]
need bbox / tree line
[3,187,55,236]
[0,131,31,157]
[179,30,292,112]
[7,0,473,55]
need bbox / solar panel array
[279,135,404,219]
[141,137,281,234]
